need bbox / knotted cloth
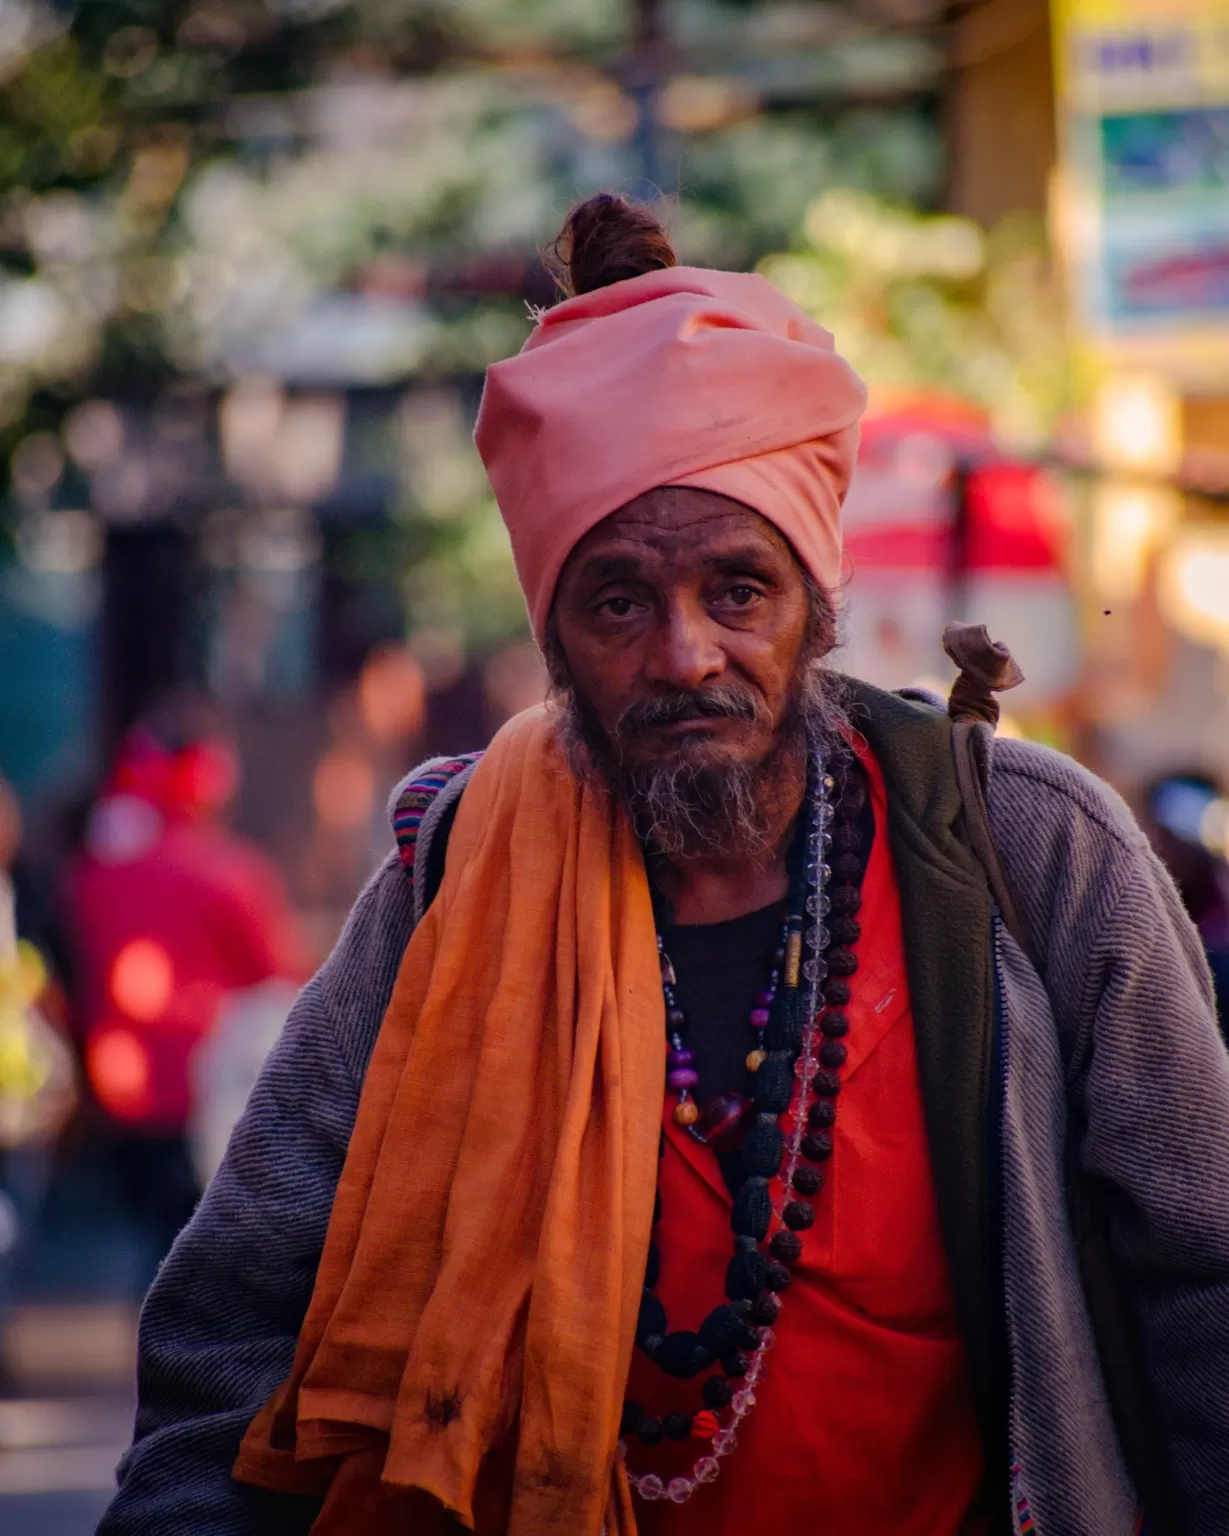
[475,267,868,641]
[234,708,664,1534]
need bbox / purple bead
[749,1008,771,1029]
[666,1048,696,1071]
[756,989,775,1007]
[668,1068,699,1092]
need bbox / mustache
[613,684,765,739]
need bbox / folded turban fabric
[474,266,868,641]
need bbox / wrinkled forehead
[557,487,802,592]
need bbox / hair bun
[552,193,677,298]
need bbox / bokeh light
[1159,529,1229,654]
[312,749,376,832]
[63,399,125,470]
[86,1026,153,1123]
[358,645,426,744]
[108,940,174,1024]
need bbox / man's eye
[598,597,635,617]
[725,585,760,606]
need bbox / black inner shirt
[661,900,784,1196]
[661,900,785,1110]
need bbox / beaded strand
[622,751,870,1505]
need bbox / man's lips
[643,715,727,733]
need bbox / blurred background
[0,0,1227,1527]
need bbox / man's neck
[651,756,807,926]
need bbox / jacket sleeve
[1079,850,1229,1534]
[990,738,1229,1533]
[97,852,414,1535]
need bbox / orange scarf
[234,708,665,1533]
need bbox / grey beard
[551,664,850,862]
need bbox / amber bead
[745,1048,766,1072]
[673,1099,700,1128]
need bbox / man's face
[551,487,814,793]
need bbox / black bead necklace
[621,753,870,1506]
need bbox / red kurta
[626,743,987,1535]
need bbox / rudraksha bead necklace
[621,752,870,1506]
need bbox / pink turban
[474,266,868,641]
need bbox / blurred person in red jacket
[65,697,310,1280]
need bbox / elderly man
[99,196,1229,1536]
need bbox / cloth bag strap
[941,622,1172,1535]
[941,624,1034,963]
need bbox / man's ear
[540,612,572,693]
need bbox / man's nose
[642,600,725,693]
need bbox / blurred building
[1049,0,1229,790]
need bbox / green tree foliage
[761,189,1080,450]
